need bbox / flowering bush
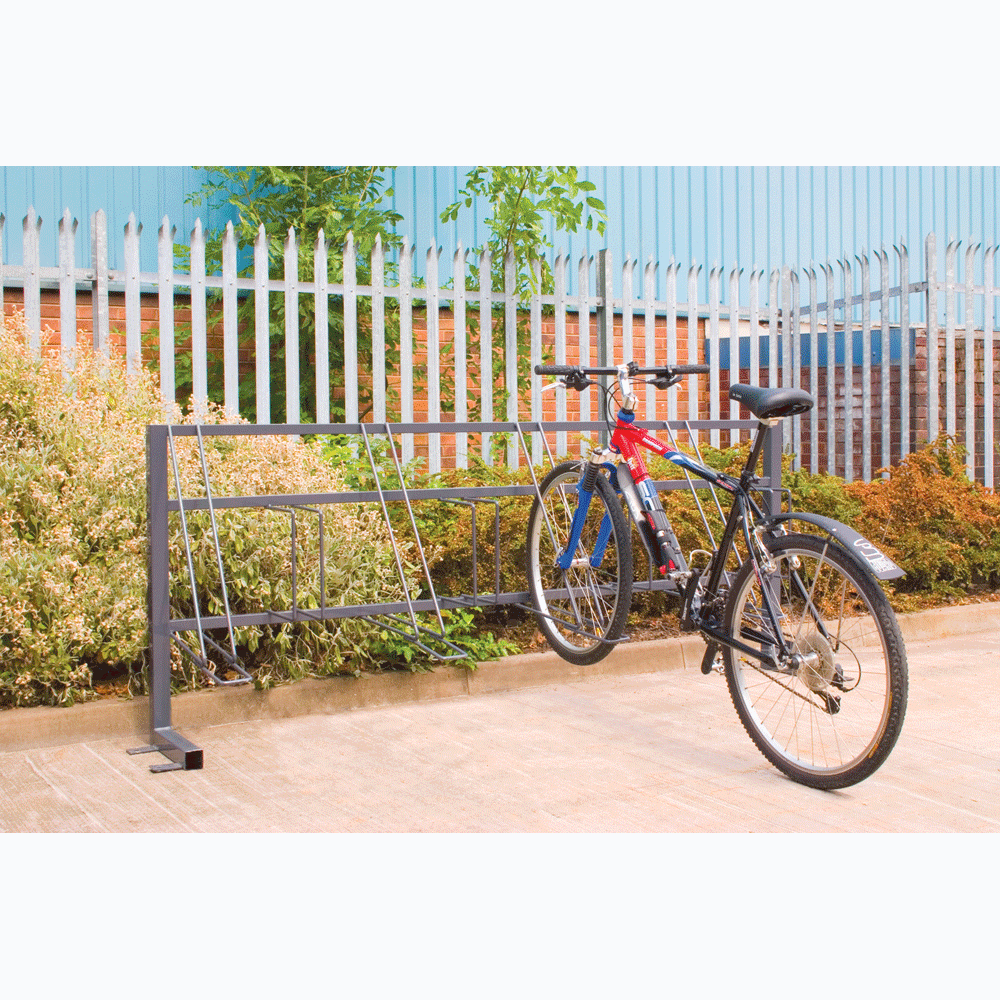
[0,312,405,708]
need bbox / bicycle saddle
[729,384,814,421]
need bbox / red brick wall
[6,292,998,485]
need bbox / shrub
[386,435,999,623]
[0,312,408,708]
[843,438,1000,607]
[318,438,534,654]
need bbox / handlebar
[534,362,710,378]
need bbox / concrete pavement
[1,605,997,832]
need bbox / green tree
[178,166,404,421]
[441,165,606,298]
[158,166,606,436]
[439,167,607,437]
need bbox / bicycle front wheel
[526,461,632,665]
[723,532,907,789]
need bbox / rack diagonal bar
[137,419,778,772]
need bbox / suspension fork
[556,449,613,571]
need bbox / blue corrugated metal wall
[0,166,237,273]
[390,165,1000,299]
[3,165,1000,300]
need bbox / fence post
[371,234,385,426]
[479,249,492,464]
[190,219,208,419]
[643,257,657,422]
[665,260,678,422]
[780,267,793,461]
[621,256,634,364]
[530,256,542,465]
[791,270,803,470]
[124,213,142,376]
[877,248,891,476]
[708,265,722,449]
[284,226,300,424]
[399,238,414,463]
[748,268,761,393]
[925,233,939,441]
[254,224,270,424]
[578,254,591,425]
[840,257,854,482]
[984,246,995,489]
[822,263,836,475]
[59,208,78,373]
[425,244,441,472]
[595,249,613,370]
[594,250,614,446]
[896,243,911,462]
[158,217,176,407]
[314,229,330,424]
[963,240,980,480]
[222,221,239,419]
[944,239,960,440]
[767,269,779,391]
[22,207,42,355]
[805,265,819,472]
[91,209,110,360]
[344,232,359,429]
[504,249,518,466]
[453,242,468,468]
[857,252,871,482]
[728,265,742,447]
[688,264,702,430]
[555,252,568,455]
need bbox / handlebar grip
[674,365,710,375]
[534,364,579,376]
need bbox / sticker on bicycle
[853,538,900,577]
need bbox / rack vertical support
[763,424,783,518]
[128,425,203,772]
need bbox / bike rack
[135,418,779,772]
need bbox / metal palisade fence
[1,207,997,488]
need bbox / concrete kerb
[1,602,996,754]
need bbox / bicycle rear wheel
[526,461,632,665]
[723,532,907,789]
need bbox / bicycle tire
[722,532,908,789]
[526,461,632,665]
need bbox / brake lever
[564,371,596,392]
[649,373,683,390]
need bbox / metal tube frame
[138,418,777,772]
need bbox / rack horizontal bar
[163,475,767,513]
[167,579,682,634]
[154,418,759,438]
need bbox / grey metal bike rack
[134,418,779,772]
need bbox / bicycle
[525,360,908,789]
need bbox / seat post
[741,420,774,483]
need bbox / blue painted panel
[708,328,914,369]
